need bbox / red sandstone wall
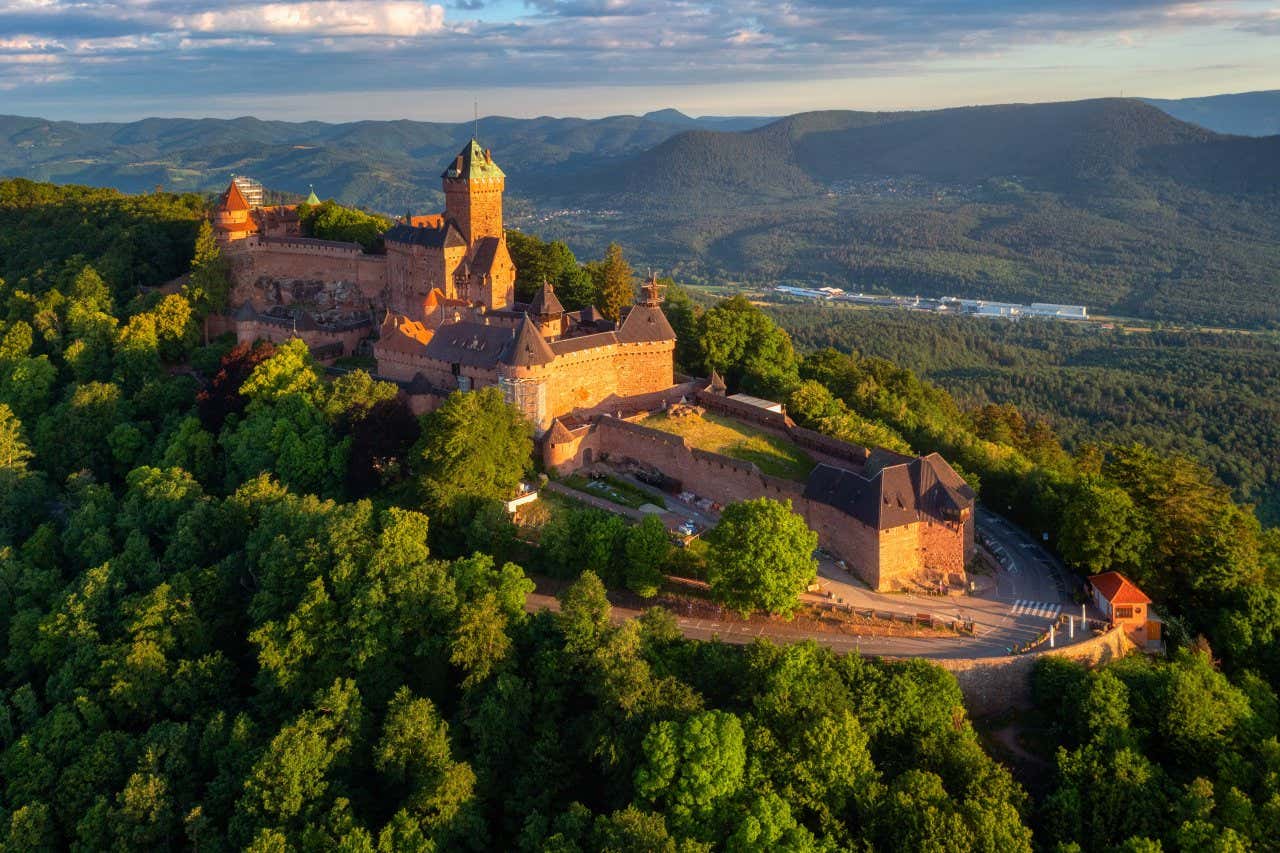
[545,416,963,591]
[229,240,386,309]
[445,179,503,245]
[614,343,675,399]
[876,523,925,590]
[801,500,882,588]
[229,320,367,361]
[919,518,967,581]
[540,346,622,416]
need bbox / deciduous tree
[705,499,817,617]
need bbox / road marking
[1011,600,1061,619]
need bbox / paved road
[528,506,1097,660]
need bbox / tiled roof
[442,139,506,181]
[469,236,503,276]
[803,464,885,529]
[1090,572,1151,605]
[221,180,251,212]
[529,280,564,317]
[502,315,556,367]
[547,418,574,444]
[616,304,676,343]
[384,221,465,249]
[803,451,975,531]
[421,321,515,368]
[550,331,618,355]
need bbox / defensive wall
[227,236,388,306]
[206,311,372,363]
[693,390,872,472]
[932,627,1135,716]
[545,415,959,589]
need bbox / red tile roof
[1090,572,1151,605]
[221,180,251,212]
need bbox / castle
[211,140,974,590]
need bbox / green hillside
[4,99,1279,327]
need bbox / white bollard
[1081,602,1086,625]
[1069,616,1074,639]
[1050,624,1056,648]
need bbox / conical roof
[442,139,506,181]
[221,179,251,212]
[529,279,564,317]
[502,313,556,367]
[305,185,320,205]
[617,301,676,343]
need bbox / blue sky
[0,0,1276,121]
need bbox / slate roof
[1090,572,1151,605]
[803,451,976,531]
[470,236,503,276]
[421,321,516,368]
[442,139,506,181]
[550,331,618,355]
[232,301,258,321]
[616,303,676,343]
[803,464,885,529]
[529,280,565,317]
[384,221,465,249]
[503,315,556,367]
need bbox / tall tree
[705,498,818,618]
[595,243,635,323]
[413,387,532,519]
[183,221,232,320]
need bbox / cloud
[174,2,446,36]
[0,0,1276,116]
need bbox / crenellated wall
[227,237,388,307]
[544,414,971,591]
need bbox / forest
[1,180,1279,850]
[769,303,1280,525]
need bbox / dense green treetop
[704,498,818,618]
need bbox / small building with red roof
[1088,571,1155,645]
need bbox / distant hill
[1143,90,1280,137]
[0,110,771,211]
[559,99,1279,205]
[2,98,1278,327]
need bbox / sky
[0,0,1277,122]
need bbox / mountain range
[2,94,1278,327]
[1142,89,1280,137]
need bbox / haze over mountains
[1,92,1277,327]
[1141,90,1280,137]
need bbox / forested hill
[555,99,1276,204]
[0,111,770,211]
[5,99,1280,326]
[1143,89,1280,137]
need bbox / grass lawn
[563,473,660,509]
[640,410,815,481]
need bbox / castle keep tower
[443,139,505,245]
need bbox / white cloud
[174,1,446,36]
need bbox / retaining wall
[933,627,1134,717]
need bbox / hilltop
[3,98,1278,326]
[553,99,1277,204]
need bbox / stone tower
[442,139,505,245]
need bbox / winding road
[528,506,1094,660]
